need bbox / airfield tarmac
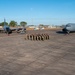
[0,29,75,75]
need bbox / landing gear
[67,31,70,34]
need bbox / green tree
[20,21,27,27]
[0,22,8,26]
[9,21,17,27]
[39,24,44,29]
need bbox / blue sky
[0,0,75,25]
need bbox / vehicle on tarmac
[62,23,75,34]
[0,19,26,34]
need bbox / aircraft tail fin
[4,18,6,26]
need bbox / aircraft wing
[10,28,23,32]
[10,28,17,31]
[0,28,5,32]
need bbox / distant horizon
[0,18,75,26]
[0,0,75,25]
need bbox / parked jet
[0,19,26,35]
[62,23,75,34]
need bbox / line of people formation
[25,33,50,41]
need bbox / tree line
[0,20,27,27]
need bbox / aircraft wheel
[67,31,70,34]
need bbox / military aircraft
[0,19,26,35]
[62,23,75,34]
